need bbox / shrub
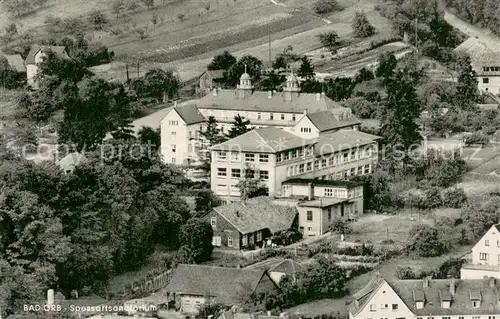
[314,0,342,14]
[317,31,339,51]
[464,132,489,146]
[88,10,108,30]
[352,11,376,38]
[408,225,448,257]
[442,188,467,208]
[396,266,417,279]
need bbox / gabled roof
[172,103,205,125]
[164,264,269,305]
[314,130,380,156]
[57,152,86,171]
[212,197,298,234]
[350,276,500,316]
[197,89,341,114]
[25,45,68,65]
[211,127,312,153]
[2,54,26,72]
[201,69,225,79]
[269,259,306,274]
[307,108,361,132]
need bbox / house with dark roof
[25,45,68,88]
[164,264,278,314]
[472,52,500,95]
[205,197,298,249]
[349,274,500,319]
[290,107,361,139]
[199,69,225,91]
[210,126,379,202]
[461,224,500,280]
[160,102,207,166]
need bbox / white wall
[354,281,414,319]
[161,110,188,165]
[461,267,500,280]
[478,75,500,94]
[290,116,319,139]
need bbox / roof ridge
[178,263,264,273]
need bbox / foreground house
[461,224,500,279]
[349,274,500,319]
[25,45,68,88]
[164,264,278,314]
[268,259,306,285]
[210,126,378,202]
[205,197,298,249]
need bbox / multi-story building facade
[210,126,379,202]
[461,224,500,279]
[474,53,500,94]
[350,275,500,319]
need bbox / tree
[110,0,124,18]
[314,0,341,14]
[329,218,352,235]
[303,257,348,299]
[136,69,180,102]
[258,71,286,92]
[87,10,108,30]
[442,188,467,208]
[325,77,355,101]
[317,31,339,51]
[207,51,236,70]
[226,114,251,139]
[341,97,378,119]
[194,189,219,215]
[201,116,226,145]
[354,67,375,83]
[379,66,422,162]
[408,224,447,257]
[237,171,268,200]
[455,54,480,108]
[272,45,301,69]
[224,55,263,87]
[375,53,398,79]
[138,126,161,150]
[297,56,315,80]
[352,11,376,38]
[178,219,213,263]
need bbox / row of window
[276,147,314,162]
[478,252,500,262]
[483,239,500,247]
[216,152,270,163]
[483,66,500,72]
[286,163,371,178]
[216,168,269,180]
[369,304,399,311]
[416,317,481,319]
[305,204,358,222]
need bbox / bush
[314,0,342,14]
[87,10,108,30]
[408,225,448,257]
[396,266,417,279]
[464,132,489,146]
[352,11,376,38]
[442,188,467,208]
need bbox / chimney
[307,182,313,200]
[450,278,456,296]
[213,88,218,96]
[423,277,430,288]
[316,93,321,101]
[47,289,54,306]
[321,91,325,96]
[303,109,307,115]
[268,91,273,98]
[173,101,177,108]
[267,311,271,316]
[490,277,496,288]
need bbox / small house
[25,45,69,88]
[199,69,225,91]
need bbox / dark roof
[2,54,26,72]
[269,259,306,274]
[297,197,350,208]
[197,89,341,114]
[201,70,225,79]
[164,264,268,305]
[25,45,68,65]
[172,103,205,125]
[282,178,361,188]
[307,108,361,132]
[212,197,298,234]
[314,130,380,156]
[211,127,313,153]
[494,224,500,232]
[350,276,500,316]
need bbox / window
[325,188,333,197]
[242,235,248,246]
[473,301,480,308]
[364,164,370,174]
[171,145,176,153]
[328,210,332,220]
[350,167,356,176]
[168,120,179,125]
[245,153,255,162]
[217,152,227,161]
[276,153,283,162]
[307,211,313,221]
[228,237,233,247]
[306,162,312,171]
[245,169,255,179]
[281,114,285,120]
[286,167,292,177]
[301,127,312,133]
[257,231,262,241]
[381,304,388,309]
[171,131,176,136]
[486,240,490,246]
[217,168,227,177]
[480,253,488,260]
[299,164,305,173]
[416,302,424,309]
[284,152,290,161]
[307,227,312,231]
[314,160,320,170]
[231,169,241,178]
[321,159,327,168]
[259,170,269,180]
[497,240,500,247]
[298,149,304,158]
[291,150,297,159]
[343,152,349,162]
[257,113,261,120]
[483,78,490,83]
[259,154,269,163]
[270,113,274,120]
[210,217,217,227]
[442,301,450,309]
[370,304,376,312]
[329,157,334,166]
[292,114,296,121]
[230,153,240,162]
[171,157,176,163]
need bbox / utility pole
[415,17,419,55]
[137,63,140,77]
[268,26,272,69]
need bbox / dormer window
[473,300,481,308]
[442,301,450,308]
[416,301,424,309]
[486,240,490,246]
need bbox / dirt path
[444,11,500,51]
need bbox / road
[444,11,500,51]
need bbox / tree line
[443,0,500,36]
